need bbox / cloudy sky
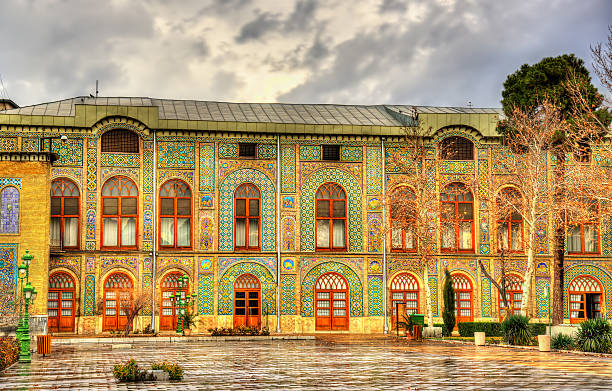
[0,0,610,108]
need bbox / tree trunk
[520,203,538,316]
[552,151,566,325]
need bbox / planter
[423,327,442,338]
[474,332,486,346]
[148,370,169,381]
[183,329,192,336]
[538,335,551,352]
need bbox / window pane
[236,218,246,247]
[121,198,137,215]
[332,201,345,217]
[317,200,330,217]
[177,218,191,246]
[236,199,246,216]
[332,220,345,248]
[498,222,509,250]
[584,225,598,253]
[441,227,454,249]
[177,199,190,216]
[567,225,581,252]
[103,198,118,215]
[441,203,454,219]
[459,222,472,250]
[51,198,61,215]
[103,218,118,246]
[392,227,402,248]
[161,198,174,215]
[458,203,473,219]
[51,218,61,243]
[249,199,259,216]
[121,217,136,246]
[511,222,522,250]
[248,218,259,247]
[405,228,415,249]
[64,198,79,215]
[160,218,174,246]
[317,220,329,248]
[64,218,78,247]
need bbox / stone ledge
[50,335,315,345]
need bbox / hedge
[457,321,547,338]
[0,337,19,371]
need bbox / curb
[51,335,315,345]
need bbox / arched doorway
[233,274,261,328]
[103,272,134,332]
[47,272,76,333]
[315,272,349,331]
[390,273,420,328]
[498,274,524,317]
[160,272,188,331]
[452,273,474,326]
[569,275,603,323]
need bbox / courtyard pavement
[1,335,611,390]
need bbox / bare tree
[120,288,153,337]
[591,26,612,100]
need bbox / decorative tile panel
[534,216,548,255]
[366,147,382,195]
[100,256,138,277]
[429,277,439,316]
[301,257,363,277]
[141,274,153,316]
[52,139,83,166]
[219,169,276,251]
[157,142,195,168]
[84,275,95,316]
[0,178,22,190]
[301,162,363,183]
[563,263,612,319]
[282,257,296,273]
[477,159,489,198]
[200,217,214,250]
[219,143,238,158]
[86,141,97,192]
[157,170,193,187]
[258,144,277,159]
[281,217,295,251]
[300,145,321,161]
[198,257,213,273]
[536,278,550,318]
[0,137,17,151]
[367,275,383,316]
[481,278,492,317]
[300,168,362,252]
[101,167,139,184]
[157,257,194,276]
[51,168,83,185]
[198,274,214,315]
[280,145,296,193]
[0,244,18,314]
[282,196,295,208]
[0,186,20,233]
[367,213,382,253]
[49,256,81,276]
[86,257,95,273]
[218,262,276,315]
[100,153,140,167]
[281,274,296,315]
[199,143,215,192]
[440,161,475,174]
[21,138,39,152]
[143,142,154,193]
[219,257,277,277]
[219,160,276,183]
[341,146,362,162]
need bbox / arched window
[234,183,261,250]
[498,274,524,317]
[160,272,189,331]
[315,183,347,251]
[51,179,80,249]
[101,129,139,153]
[47,272,76,333]
[233,274,261,329]
[568,198,599,254]
[569,275,602,323]
[452,273,474,324]
[441,183,474,252]
[103,272,134,331]
[315,272,349,330]
[390,273,419,327]
[0,186,20,234]
[496,188,523,253]
[159,180,192,249]
[440,136,474,160]
[101,177,138,249]
[390,187,417,252]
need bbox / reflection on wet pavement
[1,338,611,390]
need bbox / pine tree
[442,269,455,337]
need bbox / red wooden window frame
[440,136,474,160]
[496,188,524,253]
[50,179,80,250]
[315,272,349,331]
[159,272,189,331]
[159,180,192,249]
[390,187,417,253]
[441,183,474,253]
[567,198,600,255]
[569,275,603,323]
[498,274,524,318]
[234,183,261,251]
[452,273,474,325]
[47,272,76,333]
[101,176,138,249]
[103,272,134,332]
[390,273,420,327]
[233,274,261,329]
[315,183,347,251]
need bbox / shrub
[208,326,269,336]
[152,361,184,381]
[113,359,151,382]
[551,334,575,350]
[441,269,455,337]
[457,322,502,337]
[575,318,612,353]
[0,337,19,371]
[528,323,547,337]
[501,315,533,346]
[433,323,449,337]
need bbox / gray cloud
[235,12,282,43]
[378,0,407,13]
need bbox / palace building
[0,96,609,334]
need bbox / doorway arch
[315,272,349,330]
[47,272,76,333]
[233,274,261,328]
[103,272,134,332]
[389,272,420,328]
[452,273,474,325]
[160,271,189,331]
[569,275,603,323]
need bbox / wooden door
[569,275,603,323]
[315,272,349,331]
[47,272,76,333]
[233,274,261,329]
[452,273,473,327]
[390,273,419,328]
[160,272,188,331]
[103,272,133,331]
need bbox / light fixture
[31,288,37,302]
[24,282,33,300]
[18,265,26,279]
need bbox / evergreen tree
[442,269,455,337]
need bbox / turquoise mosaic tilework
[199,143,215,192]
[219,169,276,251]
[84,275,95,316]
[21,138,38,152]
[368,213,382,253]
[86,141,97,191]
[563,263,612,319]
[481,278,492,317]
[368,275,383,316]
[258,144,277,159]
[429,277,439,316]
[536,278,550,318]
[100,153,140,167]
[0,243,18,315]
[198,274,214,315]
[218,262,276,315]
[52,139,83,166]
[0,137,18,151]
[341,146,362,162]
[301,262,363,317]
[219,143,238,158]
[49,257,81,277]
[143,142,154,193]
[300,168,362,252]
[141,274,152,316]
[158,142,195,169]
[440,161,475,174]
[280,145,296,193]
[366,147,382,195]
[300,145,321,161]
[281,274,296,315]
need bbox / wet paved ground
[1,336,612,390]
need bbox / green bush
[113,359,152,382]
[575,319,612,353]
[152,361,184,381]
[434,323,449,337]
[528,323,547,337]
[551,334,575,350]
[501,315,533,346]
[441,269,455,337]
[457,322,502,337]
[0,337,19,371]
[208,326,270,336]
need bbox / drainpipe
[151,130,158,332]
[382,136,388,334]
[276,134,281,332]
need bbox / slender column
[382,137,388,333]
[276,134,281,332]
[151,130,158,331]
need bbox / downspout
[151,130,157,332]
[276,134,281,332]
[382,136,388,334]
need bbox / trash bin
[409,314,425,327]
[36,335,51,357]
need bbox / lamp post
[16,250,37,363]
[169,274,196,335]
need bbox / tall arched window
[390,273,420,327]
[390,187,417,252]
[159,180,192,249]
[452,273,474,325]
[101,129,139,153]
[234,183,261,250]
[440,136,474,160]
[441,183,474,252]
[0,186,20,234]
[316,183,347,251]
[101,177,138,249]
[569,275,602,323]
[568,198,599,254]
[498,274,524,317]
[103,272,134,331]
[47,272,76,332]
[315,272,349,330]
[496,188,523,253]
[160,272,189,330]
[51,179,80,249]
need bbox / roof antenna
[96,80,99,98]
[467,101,473,108]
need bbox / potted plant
[181,310,197,336]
